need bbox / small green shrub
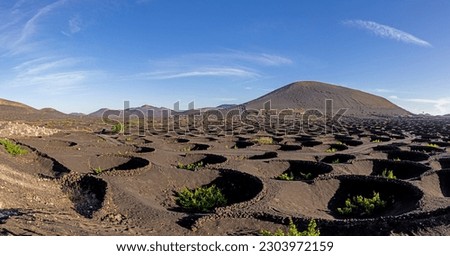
[325,148,337,153]
[111,123,124,134]
[299,172,313,180]
[175,185,227,212]
[371,139,382,143]
[277,172,294,181]
[261,218,320,236]
[337,191,386,217]
[0,139,27,156]
[427,143,440,148]
[332,159,341,164]
[93,167,103,175]
[381,169,396,179]
[177,161,204,171]
[254,137,273,145]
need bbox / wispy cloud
[181,51,293,66]
[69,15,82,34]
[404,98,450,114]
[17,0,67,45]
[136,67,259,80]
[5,56,97,94]
[374,88,395,93]
[388,96,450,115]
[0,0,68,55]
[343,20,431,47]
[134,50,291,80]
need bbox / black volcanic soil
[2,114,450,236]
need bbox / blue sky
[0,0,449,115]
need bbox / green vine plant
[325,148,337,153]
[299,172,313,180]
[111,123,124,134]
[0,138,27,156]
[277,172,294,181]
[381,169,396,179]
[261,218,320,236]
[337,191,387,217]
[92,167,104,175]
[175,185,227,212]
[332,159,341,164]
[177,161,204,171]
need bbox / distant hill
[216,104,237,109]
[0,98,68,121]
[88,105,171,118]
[244,81,411,117]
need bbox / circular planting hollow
[328,143,349,151]
[46,140,77,147]
[278,160,333,181]
[328,176,423,219]
[177,154,228,170]
[373,144,401,152]
[208,170,263,206]
[438,169,450,197]
[301,140,323,147]
[249,151,278,160]
[89,155,150,172]
[136,147,155,153]
[233,141,255,149]
[371,136,391,142]
[410,145,446,153]
[176,138,190,143]
[439,158,450,169]
[278,144,302,151]
[371,159,431,180]
[189,143,210,151]
[340,139,363,147]
[175,169,263,213]
[321,154,356,164]
[387,151,430,162]
[61,175,107,218]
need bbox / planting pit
[61,174,107,218]
[410,145,446,153]
[321,154,356,164]
[174,170,263,213]
[371,159,430,180]
[233,141,255,149]
[439,158,450,169]
[177,154,227,170]
[278,144,302,151]
[387,151,430,162]
[328,176,423,219]
[301,140,323,147]
[136,147,155,153]
[277,160,333,181]
[89,155,150,172]
[249,151,278,160]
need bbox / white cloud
[374,88,395,93]
[0,0,68,55]
[343,20,431,47]
[17,0,67,44]
[388,95,399,99]
[5,56,97,94]
[390,96,450,115]
[137,67,259,80]
[134,50,291,81]
[69,16,82,34]
[185,51,293,66]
